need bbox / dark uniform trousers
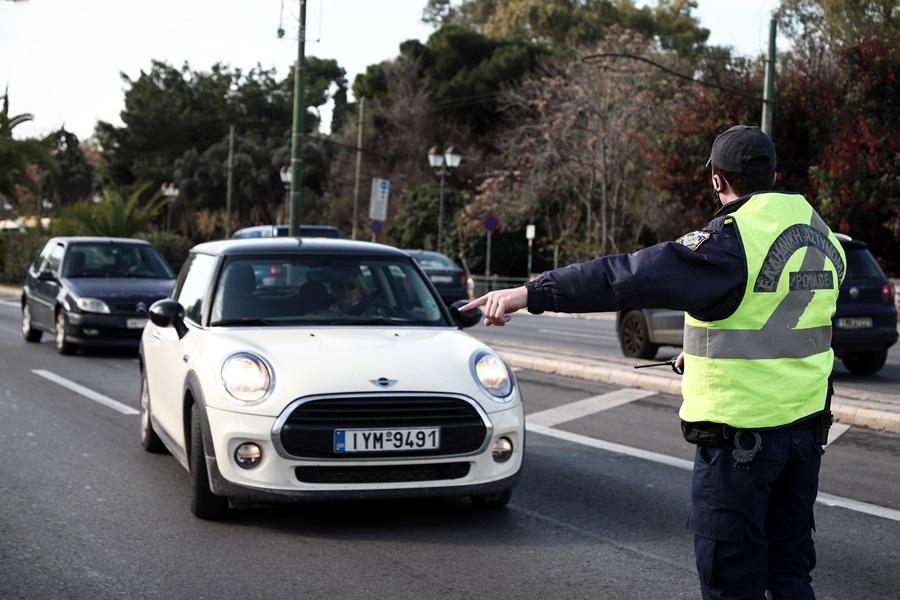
[687,426,824,599]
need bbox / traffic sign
[484,215,499,232]
[371,220,382,233]
[369,178,390,221]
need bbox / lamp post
[162,183,179,231]
[427,145,461,254]
[279,167,291,223]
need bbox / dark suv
[616,233,898,375]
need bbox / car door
[143,253,218,451]
[29,240,65,329]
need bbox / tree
[42,128,95,209]
[51,183,168,237]
[0,89,59,204]
[811,32,900,275]
[477,29,682,266]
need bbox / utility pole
[761,18,776,137]
[225,125,235,237]
[288,0,307,236]
[352,97,366,240]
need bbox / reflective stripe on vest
[680,193,845,428]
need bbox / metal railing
[468,275,531,299]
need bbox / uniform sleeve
[525,217,746,320]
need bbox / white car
[139,238,524,519]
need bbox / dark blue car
[22,237,176,354]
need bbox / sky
[1,0,781,141]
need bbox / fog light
[235,443,262,469]
[492,437,513,463]
[83,329,99,336]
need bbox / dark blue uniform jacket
[524,195,768,322]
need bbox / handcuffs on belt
[732,430,762,470]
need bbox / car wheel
[841,349,888,375]
[190,403,229,520]
[55,310,77,355]
[471,489,513,509]
[139,370,167,454]
[21,301,43,343]
[619,310,659,359]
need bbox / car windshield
[64,243,175,279]
[209,255,448,327]
[412,252,458,270]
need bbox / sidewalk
[3,282,898,434]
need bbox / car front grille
[277,394,489,459]
[295,462,470,484]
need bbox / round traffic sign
[371,220,382,233]
[484,215,499,232]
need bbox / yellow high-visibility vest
[680,192,846,428]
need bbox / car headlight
[220,352,273,405]
[472,351,514,401]
[76,297,111,314]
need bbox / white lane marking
[528,388,656,427]
[527,422,693,470]
[527,421,900,523]
[0,299,20,307]
[33,369,139,415]
[827,422,851,444]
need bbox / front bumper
[201,403,525,503]
[64,311,147,347]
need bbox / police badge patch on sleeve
[676,231,711,251]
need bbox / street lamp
[161,183,179,231]
[427,145,461,254]
[279,167,291,224]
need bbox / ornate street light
[427,145,461,254]
[161,183,179,231]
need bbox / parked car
[232,224,342,239]
[21,237,177,354]
[616,233,898,375]
[404,249,469,305]
[139,237,523,519]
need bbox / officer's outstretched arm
[459,286,528,327]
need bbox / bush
[136,231,194,273]
[0,232,50,285]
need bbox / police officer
[461,125,845,599]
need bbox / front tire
[842,349,888,375]
[55,310,77,355]
[139,370,167,453]
[190,404,229,520]
[619,310,658,359]
[22,301,43,342]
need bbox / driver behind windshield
[329,268,368,313]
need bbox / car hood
[190,327,515,414]
[64,277,175,302]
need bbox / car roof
[191,237,409,258]
[50,236,155,246]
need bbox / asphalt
[3,283,899,435]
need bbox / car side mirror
[148,299,189,339]
[37,270,56,282]
[448,299,482,329]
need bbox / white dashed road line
[32,369,139,415]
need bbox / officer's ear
[712,174,723,193]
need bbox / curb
[493,346,900,435]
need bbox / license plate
[334,428,440,453]
[430,275,453,284]
[126,318,148,329]
[837,317,872,330]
